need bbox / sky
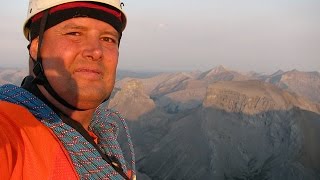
[1,0,319,74]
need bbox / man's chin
[75,94,111,107]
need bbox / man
[0,0,135,179]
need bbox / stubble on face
[34,17,120,110]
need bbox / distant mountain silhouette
[0,68,27,85]
[198,65,250,84]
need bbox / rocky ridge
[203,80,320,114]
[266,70,320,103]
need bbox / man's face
[30,17,120,109]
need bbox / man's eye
[66,32,80,36]
[101,37,117,44]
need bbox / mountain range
[1,66,319,179]
[110,65,320,180]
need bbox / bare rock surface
[203,80,320,114]
[108,79,156,120]
[266,70,320,103]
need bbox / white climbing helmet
[23,0,127,39]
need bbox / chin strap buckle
[32,60,46,85]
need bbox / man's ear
[29,38,39,61]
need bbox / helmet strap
[31,9,84,111]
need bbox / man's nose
[82,38,103,61]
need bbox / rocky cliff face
[108,79,156,120]
[203,80,320,115]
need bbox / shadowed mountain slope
[265,70,320,103]
[111,78,320,180]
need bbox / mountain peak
[207,65,228,75]
[198,65,250,83]
[270,70,284,77]
[198,65,230,80]
[288,69,300,74]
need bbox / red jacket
[0,101,78,179]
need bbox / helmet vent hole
[30,8,32,13]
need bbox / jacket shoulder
[0,101,77,179]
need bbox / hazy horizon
[1,64,319,76]
[1,0,319,74]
